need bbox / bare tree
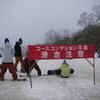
[77,12,89,27]
[92,4,100,25]
[77,12,95,28]
[77,4,100,28]
[63,29,70,38]
[43,29,61,45]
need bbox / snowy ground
[0,58,100,100]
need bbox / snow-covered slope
[0,58,100,100]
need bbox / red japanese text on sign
[28,45,94,60]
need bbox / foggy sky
[0,0,100,46]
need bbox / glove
[0,64,2,68]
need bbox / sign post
[28,44,95,86]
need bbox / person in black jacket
[14,38,25,73]
[23,55,41,76]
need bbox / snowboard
[0,78,26,81]
[19,74,48,77]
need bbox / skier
[0,38,18,81]
[23,53,41,76]
[14,38,25,73]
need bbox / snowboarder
[47,60,74,78]
[0,38,18,81]
[23,55,41,76]
[14,38,25,73]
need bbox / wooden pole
[85,58,94,66]
[28,59,39,89]
[28,60,33,89]
[85,58,96,85]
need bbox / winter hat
[62,60,67,64]
[19,38,23,44]
[4,38,9,44]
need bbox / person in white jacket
[0,38,18,81]
[94,52,99,58]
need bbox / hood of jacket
[16,41,21,45]
[5,42,11,47]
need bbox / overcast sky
[0,0,100,46]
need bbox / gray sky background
[0,0,100,47]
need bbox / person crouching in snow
[0,38,18,81]
[48,60,74,78]
[23,53,41,76]
[56,60,71,78]
[56,60,74,78]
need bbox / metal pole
[93,58,96,85]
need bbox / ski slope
[0,58,100,100]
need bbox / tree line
[43,4,100,53]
